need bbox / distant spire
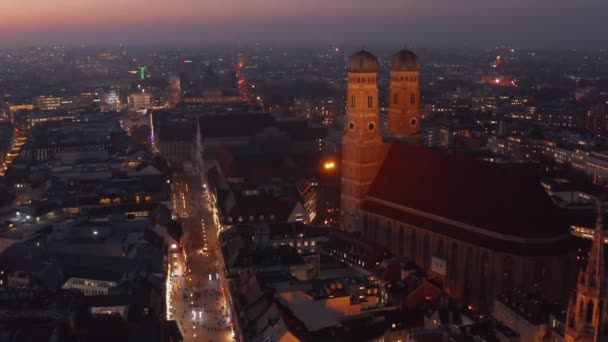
[584,199,605,290]
[593,199,606,341]
[596,199,604,287]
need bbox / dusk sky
[1,0,606,48]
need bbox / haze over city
[1,0,608,48]
[2,1,608,341]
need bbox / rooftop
[364,144,571,243]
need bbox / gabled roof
[364,144,569,240]
[226,197,298,224]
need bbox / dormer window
[228,217,233,223]
[238,216,243,223]
[249,216,254,222]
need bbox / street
[168,173,233,342]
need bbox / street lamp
[323,161,336,171]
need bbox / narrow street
[169,173,232,342]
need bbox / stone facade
[361,211,573,311]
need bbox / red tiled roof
[361,199,573,255]
[215,148,321,181]
[366,144,569,240]
[405,279,443,309]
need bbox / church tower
[388,50,422,138]
[566,202,608,342]
[341,51,388,233]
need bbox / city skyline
[1,0,607,49]
[1,1,608,340]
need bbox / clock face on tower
[409,117,418,127]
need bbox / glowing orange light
[324,161,336,171]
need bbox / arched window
[350,96,355,108]
[372,216,379,242]
[436,238,445,259]
[410,93,415,105]
[599,301,604,327]
[587,300,594,324]
[367,96,373,108]
[398,226,405,256]
[502,256,514,291]
[393,93,398,105]
[385,221,392,249]
[480,252,490,306]
[534,260,547,289]
[463,247,474,303]
[449,243,459,290]
[410,230,417,261]
[423,233,431,269]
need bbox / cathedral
[565,204,608,342]
[340,50,577,311]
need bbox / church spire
[567,199,608,342]
[583,200,605,292]
[591,200,606,341]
